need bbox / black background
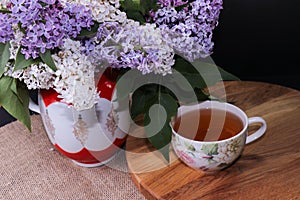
[211,0,300,90]
[1,1,300,126]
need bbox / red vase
[32,68,130,167]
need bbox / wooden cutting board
[125,81,300,200]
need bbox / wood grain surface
[125,81,300,200]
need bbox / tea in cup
[171,100,267,172]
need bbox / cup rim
[171,100,249,144]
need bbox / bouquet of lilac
[0,0,238,161]
[0,0,127,128]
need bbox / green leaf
[145,121,172,163]
[10,79,19,98]
[125,10,145,23]
[218,65,240,81]
[174,4,188,12]
[157,92,178,119]
[120,0,141,11]
[115,74,134,101]
[78,21,100,38]
[173,56,208,89]
[173,1,192,12]
[0,42,11,77]
[202,144,218,156]
[14,48,39,71]
[0,76,31,131]
[172,56,240,103]
[173,56,198,73]
[174,70,207,90]
[144,92,178,162]
[115,68,157,102]
[0,9,11,14]
[173,56,239,90]
[187,144,196,151]
[129,11,145,23]
[190,59,240,86]
[39,49,57,71]
[140,0,158,15]
[130,84,158,120]
[120,0,146,23]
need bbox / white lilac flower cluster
[52,38,98,110]
[6,62,56,90]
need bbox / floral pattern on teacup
[172,134,246,171]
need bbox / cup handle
[29,98,40,114]
[246,117,267,144]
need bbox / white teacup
[171,100,267,172]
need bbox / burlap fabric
[0,115,146,200]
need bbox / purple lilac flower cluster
[157,0,188,7]
[152,0,223,61]
[88,21,175,76]
[0,13,15,43]
[3,0,94,59]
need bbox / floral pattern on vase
[73,114,89,146]
[105,107,119,137]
